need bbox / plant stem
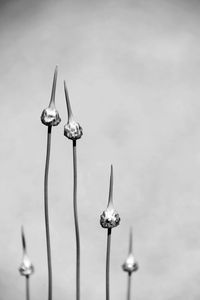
[72,140,80,300]
[44,125,53,300]
[106,228,112,300]
[127,273,132,300]
[25,276,30,300]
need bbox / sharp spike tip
[64,80,73,120]
[21,226,26,253]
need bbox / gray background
[0,0,200,299]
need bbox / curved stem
[25,276,30,300]
[72,140,80,300]
[106,228,112,300]
[44,126,53,300]
[127,273,132,300]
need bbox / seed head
[19,227,34,277]
[100,165,120,229]
[122,228,138,274]
[63,81,83,140]
[41,66,61,126]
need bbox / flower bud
[122,228,138,274]
[100,165,120,229]
[19,254,34,277]
[41,66,61,126]
[19,227,34,277]
[100,207,120,229]
[122,254,138,273]
[63,81,83,140]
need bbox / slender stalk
[127,273,131,300]
[72,140,80,300]
[44,125,53,300]
[106,228,112,300]
[26,275,30,300]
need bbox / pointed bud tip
[21,226,26,253]
[63,81,83,140]
[21,225,24,234]
[107,164,114,208]
[40,67,61,126]
[64,80,73,119]
[129,227,133,254]
[53,66,58,78]
[50,66,58,104]
[110,165,113,182]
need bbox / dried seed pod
[63,81,83,140]
[100,165,120,229]
[122,228,138,274]
[41,66,61,126]
[19,227,34,277]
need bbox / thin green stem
[25,276,30,300]
[106,228,112,300]
[72,140,80,300]
[44,126,53,300]
[127,273,132,300]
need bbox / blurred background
[0,0,200,299]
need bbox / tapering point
[49,66,58,107]
[110,164,113,176]
[108,164,114,208]
[64,80,73,119]
[54,66,58,78]
[129,227,133,254]
[21,226,26,253]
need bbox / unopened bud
[100,207,120,229]
[122,228,138,274]
[63,81,83,140]
[122,254,138,273]
[19,254,34,276]
[19,226,34,277]
[64,119,83,140]
[100,165,120,229]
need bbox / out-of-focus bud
[41,66,61,126]
[19,227,34,277]
[63,81,83,140]
[122,228,138,274]
[19,254,34,276]
[100,165,120,229]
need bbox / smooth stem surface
[25,276,30,300]
[44,126,53,300]
[106,228,112,300]
[73,140,80,300]
[127,273,132,300]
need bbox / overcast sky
[0,0,200,299]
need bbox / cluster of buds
[100,165,120,229]
[41,66,61,127]
[18,227,34,277]
[40,68,83,141]
[122,228,138,274]
[63,81,83,140]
